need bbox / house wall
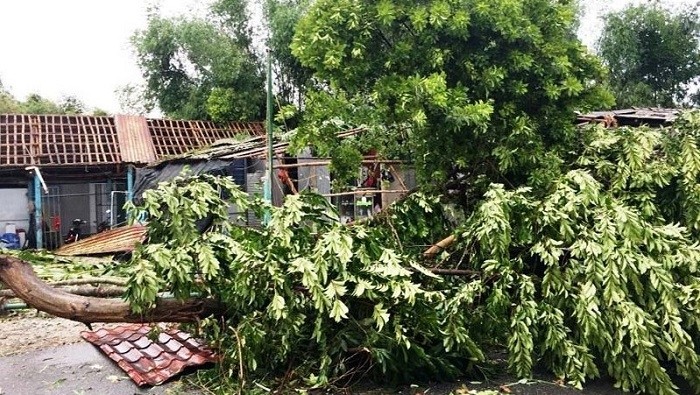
[381,166,416,208]
[298,157,331,195]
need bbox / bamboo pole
[423,235,456,258]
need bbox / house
[130,128,415,226]
[55,128,416,256]
[0,113,264,249]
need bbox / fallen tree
[0,284,126,299]
[0,254,224,323]
[119,111,700,395]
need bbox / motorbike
[64,219,87,244]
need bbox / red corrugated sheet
[81,324,217,386]
[115,115,157,164]
[54,225,147,256]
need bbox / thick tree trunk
[0,255,224,324]
[0,284,126,299]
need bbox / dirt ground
[0,310,122,357]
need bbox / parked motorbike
[64,219,87,244]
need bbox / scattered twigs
[428,268,480,276]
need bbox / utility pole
[263,49,274,224]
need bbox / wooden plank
[61,114,68,164]
[78,116,92,164]
[322,189,408,197]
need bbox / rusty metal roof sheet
[54,225,147,256]
[147,127,366,167]
[81,324,217,386]
[576,108,679,127]
[115,115,156,164]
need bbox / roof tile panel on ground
[81,323,217,386]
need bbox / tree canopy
[264,0,313,108]
[130,1,264,122]
[290,0,614,200]
[0,79,94,115]
[598,3,700,108]
[126,111,700,395]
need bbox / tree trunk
[0,255,224,324]
[0,284,126,299]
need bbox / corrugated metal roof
[148,127,366,166]
[115,115,156,164]
[81,324,217,386]
[576,108,679,127]
[54,225,147,256]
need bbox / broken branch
[423,234,456,258]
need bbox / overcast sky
[0,0,695,114]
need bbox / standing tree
[20,93,62,114]
[291,0,613,200]
[598,4,700,108]
[264,0,313,108]
[0,79,21,113]
[58,95,86,115]
[131,1,265,122]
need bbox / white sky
[0,0,695,114]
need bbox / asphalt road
[0,341,687,395]
[0,342,196,395]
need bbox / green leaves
[292,0,612,194]
[125,173,485,389]
[457,112,700,394]
[598,3,700,107]
[130,5,264,121]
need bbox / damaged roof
[0,113,264,168]
[148,127,366,165]
[576,108,680,127]
[54,225,147,256]
[81,324,217,386]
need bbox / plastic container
[0,233,20,249]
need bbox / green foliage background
[290,0,614,196]
[598,3,700,108]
